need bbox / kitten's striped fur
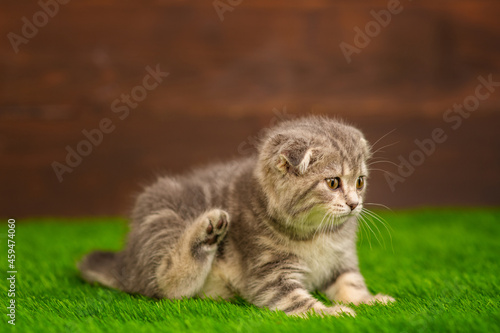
[79,116,395,317]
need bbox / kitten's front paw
[199,209,229,248]
[303,305,356,318]
[363,294,395,305]
[373,294,395,304]
[327,305,356,317]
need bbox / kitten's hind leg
[155,209,229,299]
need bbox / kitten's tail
[78,251,122,289]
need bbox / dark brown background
[1,0,499,218]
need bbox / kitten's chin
[300,206,353,229]
[329,213,356,227]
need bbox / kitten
[79,116,395,317]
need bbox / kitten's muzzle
[347,202,359,211]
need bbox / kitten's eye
[326,177,340,190]
[356,176,365,190]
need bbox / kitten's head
[256,116,371,238]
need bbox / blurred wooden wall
[1,0,499,217]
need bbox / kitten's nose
[347,202,359,211]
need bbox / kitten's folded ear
[275,138,316,175]
[278,148,313,175]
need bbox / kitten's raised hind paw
[197,209,230,249]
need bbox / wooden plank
[0,1,499,217]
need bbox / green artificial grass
[1,209,499,332]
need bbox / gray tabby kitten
[79,116,395,317]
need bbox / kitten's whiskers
[364,202,393,212]
[370,128,397,151]
[361,208,394,253]
[312,210,331,241]
[367,160,399,168]
[367,168,395,176]
[362,209,394,236]
[358,212,382,247]
[370,141,399,156]
[356,213,373,249]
